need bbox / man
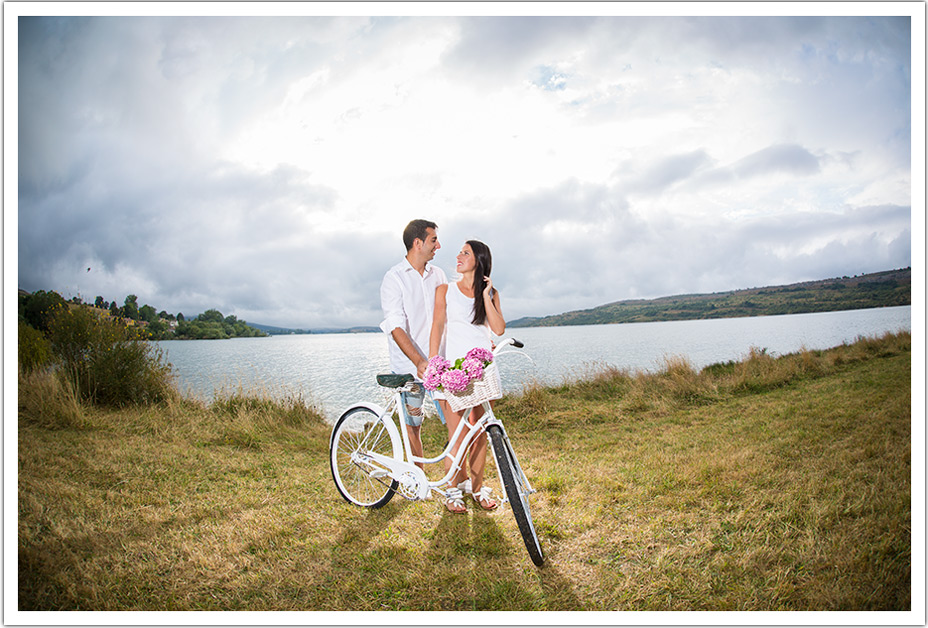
[380,219,446,469]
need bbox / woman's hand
[483,276,495,300]
[483,276,505,336]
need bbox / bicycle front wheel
[330,406,401,508]
[488,424,544,566]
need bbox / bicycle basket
[446,362,502,412]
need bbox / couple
[379,219,505,515]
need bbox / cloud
[625,150,715,195]
[441,17,597,84]
[434,173,911,319]
[13,12,915,328]
[733,144,821,178]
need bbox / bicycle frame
[330,336,545,566]
[355,341,536,503]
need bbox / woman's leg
[441,400,469,512]
[467,404,498,510]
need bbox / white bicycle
[329,338,544,567]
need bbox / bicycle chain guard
[396,471,422,500]
[364,451,431,501]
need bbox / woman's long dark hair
[467,240,493,326]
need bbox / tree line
[19,290,266,340]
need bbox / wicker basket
[446,362,502,412]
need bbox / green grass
[18,332,912,611]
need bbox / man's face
[419,228,441,261]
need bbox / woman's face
[456,244,476,273]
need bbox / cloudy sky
[12,4,919,329]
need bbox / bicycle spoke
[330,407,400,508]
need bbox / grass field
[17,332,912,612]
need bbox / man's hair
[403,219,438,251]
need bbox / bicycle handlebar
[494,337,524,355]
[390,338,525,391]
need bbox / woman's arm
[429,284,449,358]
[483,278,505,336]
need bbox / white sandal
[470,484,499,511]
[444,487,467,514]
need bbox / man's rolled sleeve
[380,273,407,335]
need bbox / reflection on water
[159,306,911,423]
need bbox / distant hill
[508,268,911,328]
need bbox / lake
[159,306,911,423]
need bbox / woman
[429,240,506,514]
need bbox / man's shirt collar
[402,257,433,276]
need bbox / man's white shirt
[380,258,448,375]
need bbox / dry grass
[18,332,912,612]
[18,370,87,430]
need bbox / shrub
[18,321,52,373]
[47,306,176,407]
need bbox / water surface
[159,305,911,422]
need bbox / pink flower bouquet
[423,347,494,393]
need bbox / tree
[177,313,185,322]
[110,301,120,316]
[94,296,105,309]
[20,290,68,332]
[198,309,224,323]
[147,319,169,337]
[124,295,139,321]
[139,304,158,323]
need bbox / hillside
[509,268,911,328]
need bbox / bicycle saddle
[376,373,415,388]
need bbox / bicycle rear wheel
[487,424,544,566]
[330,406,401,508]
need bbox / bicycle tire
[330,406,401,508]
[487,424,544,566]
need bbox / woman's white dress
[443,282,501,391]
